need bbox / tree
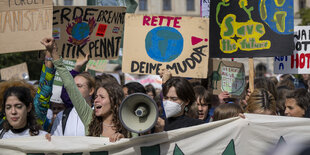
[0,51,42,80]
[299,8,310,25]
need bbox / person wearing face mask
[162,77,204,131]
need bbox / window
[163,0,171,11]
[139,0,148,11]
[64,0,73,6]
[186,0,195,11]
[299,0,306,10]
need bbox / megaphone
[119,93,159,133]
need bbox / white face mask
[163,100,183,118]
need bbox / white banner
[1,114,310,155]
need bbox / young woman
[88,82,127,138]
[246,88,277,115]
[51,71,96,136]
[41,37,127,142]
[0,87,47,139]
[162,77,204,131]
[285,88,310,117]
[212,103,243,121]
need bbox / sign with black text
[207,59,245,97]
[122,14,209,78]
[53,6,126,60]
[274,26,310,74]
[0,0,52,54]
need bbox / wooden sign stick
[249,58,255,93]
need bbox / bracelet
[45,57,53,61]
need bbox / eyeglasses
[76,84,88,89]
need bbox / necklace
[102,123,114,132]
[102,122,114,127]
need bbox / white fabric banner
[1,114,310,155]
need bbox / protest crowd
[1,0,310,154]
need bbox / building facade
[135,0,200,16]
[53,0,86,6]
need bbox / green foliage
[0,51,42,80]
[299,8,310,25]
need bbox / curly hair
[0,80,36,112]
[88,83,128,137]
[2,86,41,136]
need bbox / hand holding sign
[159,69,172,84]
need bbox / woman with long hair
[88,82,127,138]
[0,87,47,139]
[246,88,277,115]
[41,37,127,141]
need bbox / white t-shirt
[1,129,47,139]
[51,107,85,136]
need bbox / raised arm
[33,51,56,130]
[41,38,93,133]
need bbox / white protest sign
[200,0,210,18]
[274,26,310,74]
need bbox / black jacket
[164,115,204,131]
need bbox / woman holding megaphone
[41,37,128,142]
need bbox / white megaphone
[119,93,159,133]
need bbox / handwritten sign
[201,0,210,18]
[0,0,53,54]
[125,73,162,89]
[207,59,245,97]
[53,6,126,60]
[86,60,108,72]
[0,62,29,80]
[122,14,209,78]
[209,0,294,58]
[274,26,310,74]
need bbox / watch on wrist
[45,57,53,61]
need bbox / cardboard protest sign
[0,62,29,80]
[209,0,294,58]
[274,26,310,74]
[207,59,245,97]
[125,73,162,89]
[122,14,209,78]
[53,6,126,60]
[201,0,210,18]
[0,0,53,54]
[86,60,108,72]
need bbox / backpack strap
[0,129,6,139]
[62,107,73,135]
